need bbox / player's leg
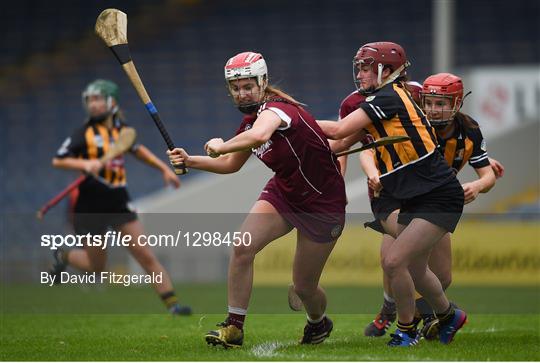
[380,210,400,239]
[119,219,192,315]
[428,232,452,291]
[406,228,465,344]
[66,245,107,272]
[293,231,336,344]
[364,210,399,337]
[383,218,447,346]
[49,213,108,280]
[393,178,466,345]
[364,233,397,337]
[419,232,453,339]
[50,244,108,285]
[206,200,293,348]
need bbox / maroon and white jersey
[235,100,343,203]
[339,90,366,120]
[338,90,374,145]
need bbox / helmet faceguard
[224,52,268,114]
[82,79,119,120]
[421,73,464,128]
[353,42,410,95]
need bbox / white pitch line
[249,337,441,361]
[197,315,206,330]
[460,326,510,334]
[250,340,293,359]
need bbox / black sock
[397,320,417,337]
[436,304,455,325]
[381,297,396,317]
[160,291,179,310]
[415,297,434,319]
[412,310,422,327]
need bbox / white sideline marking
[250,341,293,358]
[197,315,206,329]
[250,337,439,361]
[461,326,503,333]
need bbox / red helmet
[421,73,464,126]
[353,42,410,93]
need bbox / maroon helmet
[353,42,410,94]
[405,81,422,104]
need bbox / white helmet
[224,51,268,88]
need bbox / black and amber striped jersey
[359,81,454,198]
[56,117,138,188]
[436,115,490,174]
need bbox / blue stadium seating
[1,0,538,216]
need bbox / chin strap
[459,91,472,111]
[376,61,411,90]
[360,61,411,95]
[238,103,262,114]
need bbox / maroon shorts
[258,177,346,243]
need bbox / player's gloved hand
[462,182,480,204]
[167,148,190,168]
[489,158,505,179]
[84,159,104,176]
[205,138,224,158]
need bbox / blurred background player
[168,51,346,348]
[318,42,468,346]
[360,73,504,339]
[49,79,191,316]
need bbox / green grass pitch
[2,314,539,361]
[1,284,539,360]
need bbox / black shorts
[397,178,464,233]
[365,189,401,234]
[73,181,137,235]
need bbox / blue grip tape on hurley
[145,102,158,115]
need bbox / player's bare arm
[134,145,180,188]
[359,149,382,192]
[205,110,283,157]
[168,148,251,174]
[52,157,103,176]
[328,131,367,153]
[317,107,370,140]
[462,165,496,204]
[489,157,505,178]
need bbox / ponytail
[454,112,479,130]
[265,85,305,106]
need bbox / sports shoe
[205,321,243,348]
[170,303,193,316]
[439,309,467,344]
[287,283,303,311]
[387,328,420,347]
[300,316,333,344]
[49,249,67,284]
[364,312,396,337]
[420,315,439,340]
